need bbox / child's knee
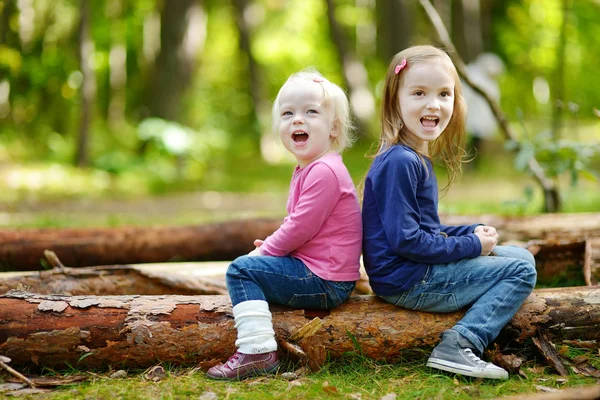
[227,255,253,278]
[517,260,537,288]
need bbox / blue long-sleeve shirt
[362,145,482,296]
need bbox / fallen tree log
[0,218,282,272]
[1,287,599,371]
[442,212,600,242]
[0,263,229,296]
[1,213,599,272]
[2,237,596,296]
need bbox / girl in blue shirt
[362,45,537,380]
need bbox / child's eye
[282,111,292,116]
[307,109,318,114]
[414,91,425,96]
[440,91,451,97]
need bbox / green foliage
[506,132,599,187]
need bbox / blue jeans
[226,255,356,310]
[381,246,537,354]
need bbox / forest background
[0,0,599,229]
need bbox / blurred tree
[143,0,203,125]
[232,0,263,148]
[325,0,374,137]
[375,0,414,62]
[75,0,96,167]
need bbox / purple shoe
[206,351,279,380]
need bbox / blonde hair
[375,45,468,190]
[272,69,355,153]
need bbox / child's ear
[330,120,340,138]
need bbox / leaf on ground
[322,380,338,393]
[4,387,50,396]
[527,365,546,375]
[144,365,166,382]
[0,383,26,393]
[109,370,127,379]
[535,385,560,393]
[199,391,218,400]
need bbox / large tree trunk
[1,287,599,371]
[0,218,282,272]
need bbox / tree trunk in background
[375,0,413,62]
[0,0,17,45]
[143,0,200,124]
[106,0,127,130]
[2,213,600,272]
[232,0,263,149]
[75,0,96,168]
[0,218,282,272]
[461,0,483,62]
[479,0,500,52]
[551,0,570,142]
[325,0,374,137]
[450,0,468,61]
[1,287,599,370]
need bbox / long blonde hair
[374,45,468,190]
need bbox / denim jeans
[226,255,356,310]
[381,246,537,354]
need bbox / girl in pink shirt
[207,70,362,380]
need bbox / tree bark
[1,287,599,371]
[0,218,282,272]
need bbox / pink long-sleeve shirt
[260,152,362,281]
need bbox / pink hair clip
[394,59,407,74]
[313,77,324,83]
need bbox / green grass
[7,348,599,399]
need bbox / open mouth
[293,132,309,143]
[421,116,439,128]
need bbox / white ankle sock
[233,300,278,354]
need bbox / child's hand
[474,225,499,241]
[247,239,264,257]
[475,231,497,256]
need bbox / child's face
[398,60,455,153]
[277,80,337,167]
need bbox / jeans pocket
[414,292,459,313]
[287,293,328,309]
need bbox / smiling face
[398,60,455,154]
[277,80,338,167]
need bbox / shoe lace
[226,353,241,367]
[463,348,488,367]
